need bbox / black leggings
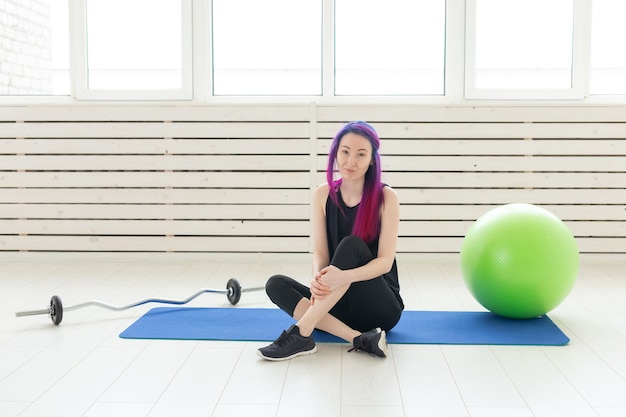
[265,235,403,332]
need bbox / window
[3,0,626,102]
[77,0,192,99]
[211,0,322,95]
[465,0,579,99]
[334,0,446,95]
[590,0,626,95]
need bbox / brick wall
[0,0,52,94]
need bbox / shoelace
[348,335,367,353]
[273,330,296,347]
[348,330,381,355]
[347,343,360,353]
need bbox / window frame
[464,0,591,100]
[71,0,194,101]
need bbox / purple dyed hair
[326,121,384,243]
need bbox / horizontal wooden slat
[0,138,310,155]
[0,155,308,171]
[0,219,309,236]
[420,139,626,156]
[9,154,625,173]
[0,172,309,188]
[5,121,626,141]
[317,155,626,172]
[0,105,313,122]
[318,138,626,156]
[1,235,621,253]
[0,235,310,252]
[382,172,626,188]
[397,188,626,205]
[0,188,309,204]
[400,221,473,236]
[399,220,626,237]
[317,122,626,139]
[8,171,621,190]
[3,220,620,240]
[400,205,626,221]
[397,237,626,253]
[0,122,311,139]
[315,105,626,123]
[568,222,626,237]
[0,204,309,220]
[0,187,621,207]
[4,105,626,123]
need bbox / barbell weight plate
[226,278,242,305]
[50,295,63,325]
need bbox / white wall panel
[0,104,624,254]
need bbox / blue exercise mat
[119,307,569,346]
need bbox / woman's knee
[265,274,288,301]
[332,235,373,269]
[337,235,368,251]
[265,274,309,316]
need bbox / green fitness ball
[460,203,579,319]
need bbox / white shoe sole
[377,329,388,357]
[257,345,318,361]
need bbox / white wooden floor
[1,252,625,417]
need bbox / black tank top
[325,188,403,306]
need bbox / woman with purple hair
[258,121,404,361]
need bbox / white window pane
[335,0,445,96]
[0,0,70,95]
[473,0,574,90]
[591,0,626,95]
[86,0,183,90]
[212,0,322,95]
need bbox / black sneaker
[257,325,317,361]
[349,328,387,357]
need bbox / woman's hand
[310,270,331,302]
[311,265,350,303]
[318,265,349,291]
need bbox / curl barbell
[15,278,264,326]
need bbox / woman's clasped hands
[311,265,347,303]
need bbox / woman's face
[336,132,373,182]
